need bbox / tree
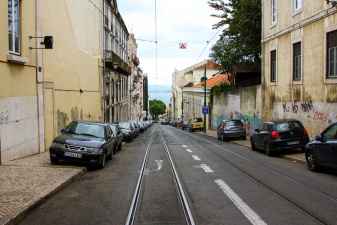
[149,99,166,120]
[208,0,261,72]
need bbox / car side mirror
[255,128,260,132]
[61,129,65,133]
[315,134,322,141]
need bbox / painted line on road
[182,145,187,148]
[186,149,192,153]
[192,155,201,160]
[215,179,267,225]
[200,164,213,173]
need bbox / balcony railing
[104,50,131,75]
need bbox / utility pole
[203,63,206,133]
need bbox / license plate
[287,141,299,145]
[231,128,239,130]
[64,152,82,158]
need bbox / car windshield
[119,123,130,129]
[64,122,105,138]
[275,121,303,131]
[193,118,202,122]
[226,120,242,126]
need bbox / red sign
[179,43,187,49]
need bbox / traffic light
[44,36,53,49]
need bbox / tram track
[125,125,195,225]
[172,126,334,225]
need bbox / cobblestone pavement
[0,152,86,225]
[0,130,305,225]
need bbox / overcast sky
[117,0,223,86]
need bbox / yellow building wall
[42,0,102,149]
[262,1,337,138]
[0,1,40,163]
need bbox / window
[294,0,302,11]
[327,31,337,78]
[8,0,20,54]
[271,0,277,24]
[271,50,276,82]
[293,42,301,80]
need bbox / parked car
[305,122,337,172]
[49,120,115,168]
[117,121,135,142]
[109,123,123,151]
[217,119,246,141]
[188,117,204,132]
[250,119,309,156]
[138,121,146,133]
[181,121,189,130]
[161,119,168,125]
[129,121,140,137]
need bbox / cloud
[118,0,222,86]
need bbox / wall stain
[57,110,69,132]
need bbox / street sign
[202,106,209,114]
[179,43,187,49]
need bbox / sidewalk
[0,152,86,225]
[0,130,306,225]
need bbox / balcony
[105,50,131,75]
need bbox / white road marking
[192,155,201,160]
[215,179,267,225]
[145,160,163,175]
[200,164,213,173]
[182,145,187,148]
[186,149,193,153]
[155,160,163,171]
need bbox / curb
[0,167,87,225]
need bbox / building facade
[262,0,337,138]
[1,0,137,163]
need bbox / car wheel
[251,141,257,151]
[306,150,319,172]
[300,146,305,153]
[217,133,221,140]
[50,157,59,164]
[99,153,106,169]
[221,134,226,142]
[265,142,273,156]
[107,149,113,160]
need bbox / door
[314,124,337,166]
[253,123,269,149]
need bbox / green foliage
[210,81,230,103]
[208,0,261,72]
[149,99,166,120]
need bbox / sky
[117,0,223,86]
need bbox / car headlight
[51,142,65,148]
[85,147,103,154]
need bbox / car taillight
[242,123,245,130]
[223,124,227,131]
[271,130,280,139]
[303,128,308,135]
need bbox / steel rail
[159,127,196,225]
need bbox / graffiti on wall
[0,111,10,125]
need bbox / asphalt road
[19,124,337,225]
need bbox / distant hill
[148,85,171,92]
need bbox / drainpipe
[36,0,45,152]
[102,0,106,122]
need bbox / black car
[49,120,115,168]
[129,121,140,137]
[305,122,337,172]
[138,121,146,133]
[217,119,246,141]
[109,123,123,151]
[250,119,309,156]
[117,121,135,142]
